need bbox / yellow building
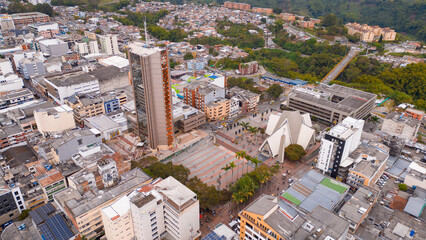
[204,98,230,121]
[238,194,350,240]
[346,143,389,189]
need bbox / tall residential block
[317,117,364,178]
[101,176,200,240]
[99,34,120,55]
[128,43,174,149]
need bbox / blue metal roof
[261,75,308,85]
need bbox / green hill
[190,0,425,41]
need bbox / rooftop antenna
[144,17,149,46]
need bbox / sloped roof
[403,197,426,217]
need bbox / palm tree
[248,126,258,142]
[240,121,250,138]
[229,161,236,183]
[249,156,261,169]
[221,164,231,187]
[235,151,248,174]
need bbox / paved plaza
[172,138,253,189]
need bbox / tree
[183,52,194,60]
[18,209,30,221]
[229,161,236,183]
[378,34,383,43]
[398,183,408,191]
[273,7,282,14]
[239,121,250,138]
[248,126,258,141]
[249,156,261,169]
[322,14,338,27]
[266,84,283,99]
[261,18,267,24]
[94,28,102,34]
[285,144,306,161]
[235,151,249,173]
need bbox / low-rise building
[280,13,296,21]
[346,143,389,189]
[65,91,127,126]
[381,112,421,141]
[226,86,260,113]
[238,193,350,240]
[173,102,206,133]
[85,115,122,140]
[183,78,226,111]
[0,178,25,226]
[205,98,230,121]
[44,70,100,104]
[404,108,425,121]
[0,89,34,110]
[11,12,50,26]
[287,84,376,124]
[338,187,379,233]
[0,73,24,93]
[238,61,258,75]
[34,105,76,136]
[403,161,426,190]
[28,129,102,164]
[18,57,46,79]
[26,160,67,202]
[252,7,273,15]
[224,1,251,11]
[28,22,59,38]
[39,39,69,57]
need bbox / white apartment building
[99,34,120,55]
[317,117,364,178]
[101,177,200,240]
[75,41,99,55]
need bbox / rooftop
[349,143,389,178]
[155,176,197,208]
[129,43,164,56]
[85,115,120,132]
[339,187,378,224]
[57,168,151,218]
[101,195,131,220]
[45,70,97,87]
[280,170,349,213]
[290,84,376,114]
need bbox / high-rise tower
[128,43,174,149]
